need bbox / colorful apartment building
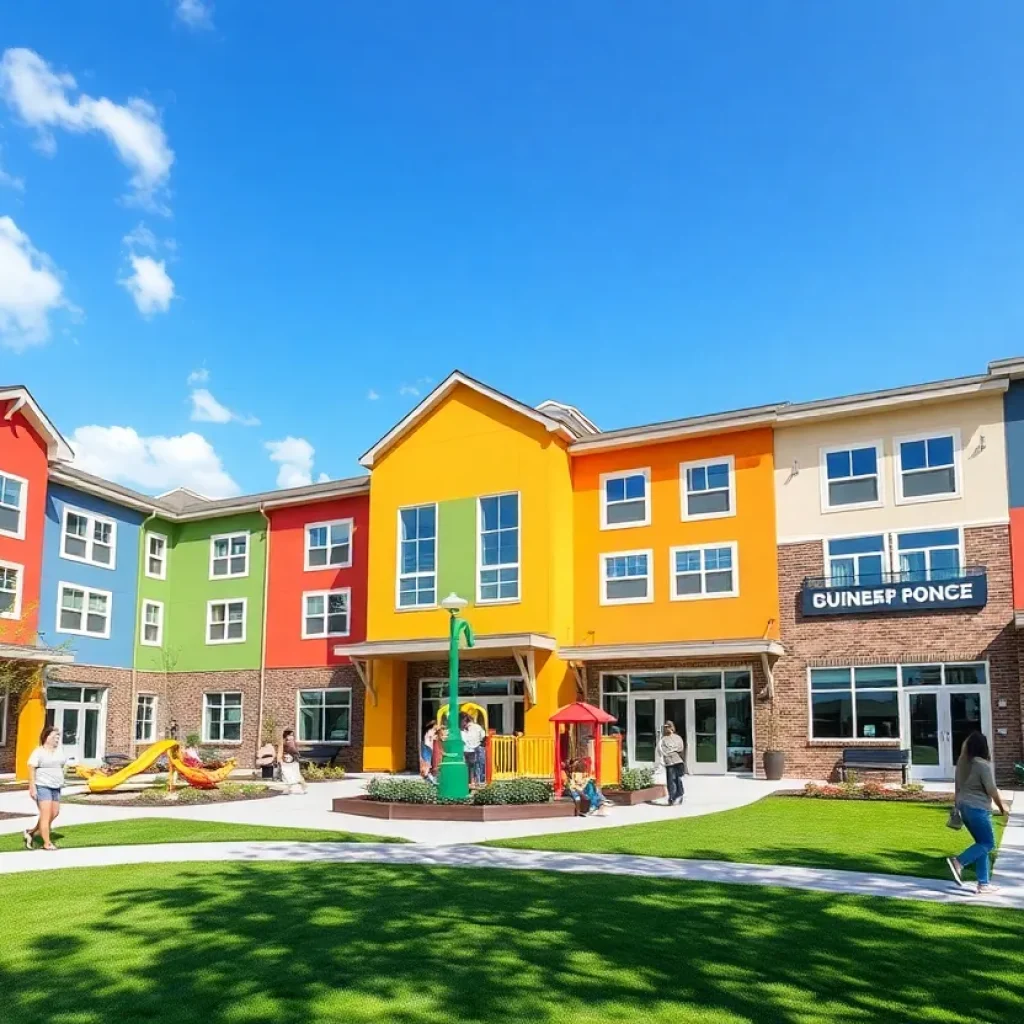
[1,364,1023,782]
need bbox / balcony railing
[802,566,987,590]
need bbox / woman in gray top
[946,731,1010,894]
[657,722,687,806]
[24,725,67,851]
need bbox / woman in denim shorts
[24,725,68,851]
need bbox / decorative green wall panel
[437,497,477,604]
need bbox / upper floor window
[140,599,164,647]
[398,504,436,608]
[0,560,22,620]
[305,519,352,570]
[821,443,881,510]
[145,532,167,580]
[478,493,520,603]
[826,535,886,587]
[896,432,959,502]
[302,588,350,638]
[895,528,961,582]
[57,583,112,638]
[601,550,652,605]
[681,457,734,520]
[600,469,650,529]
[62,508,116,568]
[203,691,242,743]
[210,532,249,579]
[670,543,738,599]
[0,471,26,539]
[207,599,246,644]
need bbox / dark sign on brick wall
[801,569,988,616]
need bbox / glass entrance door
[44,687,106,766]
[905,688,989,780]
[628,693,726,774]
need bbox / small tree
[0,602,71,716]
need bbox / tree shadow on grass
[1,859,1022,1024]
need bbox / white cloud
[0,215,76,351]
[367,389,380,401]
[122,222,157,250]
[176,0,214,29]
[70,425,240,498]
[398,376,435,398]
[266,436,320,488]
[189,387,260,426]
[187,367,209,386]
[0,146,24,191]
[0,48,174,211]
[119,253,174,316]
[317,472,330,483]
[398,384,420,397]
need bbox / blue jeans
[958,805,996,885]
[582,779,606,810]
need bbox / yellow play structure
[75,739,236,792]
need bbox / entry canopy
[550,701,616,725]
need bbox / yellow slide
[82,739,180,793]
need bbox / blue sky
[2,3,1023,496]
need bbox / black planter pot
[763,750,786,781]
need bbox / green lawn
[0,817,389,853]
[490,797,1005,880]
[0,862,1020,1024]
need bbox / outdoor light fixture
[437,592,474,800]
[441,592,468,612]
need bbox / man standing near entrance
[657,721,687,805]
[460,712,487,786]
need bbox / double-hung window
[305,519,352,570]
[210,533,249,578]
[135,694,157,743]
[821,443,882,510]
[397,504,437,608]
[207,599,246,644]
[601,550,652,604]
[895,528,961,583]
[601,469,650,529]
[809,666,900,740]
[826,535,886,587]
[145,533,167,579]
[681,457,734,519]
[62,508,116,567]
[302,589,350,638]
[478,493,520,602]
[57,583,112,638]
[298,689,352,743]
[0,471,26,538]
[670,543,738,599]
[140,600,164,646]
[204,692,242,743]
[0,560,22,619]
[896,432,958,501]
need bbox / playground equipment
[75,739,236,792]
[550,702,618,796]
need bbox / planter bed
[0,811,31,820]
[776,788,952,804]
[65,788,282,808]
[333,795,577,821]
[603,785,666,805]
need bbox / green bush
[617,767,655,791]
[901,782,925,794]
[136,787,168,804]
[365,776,554,806]
[175,786,215,804]
[472,779,553,805]
[366,777,438,804]
[240,783,267,797]
[303,764,347,781]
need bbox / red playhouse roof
[549,701,616,725]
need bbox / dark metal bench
[297,744,344,768]
[839,748,910,784]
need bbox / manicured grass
[0,862,1021,1023]
[490,797,1006,880]
[0,817,390,853]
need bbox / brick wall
[0,691,15,773]
[49,664,135,759]
[777,524,1022,783]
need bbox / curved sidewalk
[0,840,1020,909]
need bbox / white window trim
[60,505,118,570]
[140,599,164,647]
[0,469,28,541]
[890,526,964,581]
[202,691,244,745]
[295,688,353,746]
[599,548,654,606]
[145,531,168,580]
[0,558,24,621]
[475,491,522,606]
[820,532,891,584]
[679,455,736,522]
[395,503,439,611]
[893,428,962,506]
[208,531,250,580]
[301,587,352,639]
[599,468,652,531]
[205,597,248,645]
[135,693,158,744]
[668,541,740,601]
[303,518,354,572]
[819,440,885,514]
[55,581,113,640]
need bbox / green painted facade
[436,497,477,604]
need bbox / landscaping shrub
[175,787,216,805]
[136,787,168,804]
[365,776,554,805]
[801,780,945,803]
[901,782,925,795]
[617,767,655,791]
[366,778,438,804]
[303,764,347,781]
[472,779,553,805]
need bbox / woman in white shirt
[24,725,67,851]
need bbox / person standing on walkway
[24,726,67,851]
[656,721,687,806]
[277,728,307,795]
[946,731,1010,895]
[460,712,487,786]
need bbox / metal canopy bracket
[759,651,779,701]
[351,658,377,706]
[570,661,586,697]
[512,648,537,706]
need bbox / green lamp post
[437,592,475,801]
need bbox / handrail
[803,566,986,589]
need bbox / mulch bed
[0,811,31,820]
[776,789,952,804]
[334,795,576,821]
[65,789,283,808]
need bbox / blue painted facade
[1003,379,1024,509]
[38,483,146,667]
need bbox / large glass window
[671,544,737,598]
[203,692,242,742]
[478,493,519,602]
[302,590,350,637]
[0,472,26,537]
[419,678,524,740]
[398,504,437,607]
[810,666,900,740]
[602,551,652,604]
[210,533,249,578]
[822,444,880,508]
[898,434,957,500]
[601,470,650,528]
[57,584,111,638]
[726,691,753,772]
[62,508,116,568]
[826,535,886,586]
[0,561,22,619]
[895,528,961,582]
[305,520,352,569]
[298,689,351,743]
[681,457,734,519]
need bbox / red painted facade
[265,495,370,668]
[1010,508,1024,610]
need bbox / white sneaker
[974,884,1001,896]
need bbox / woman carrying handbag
[656,721,687,806]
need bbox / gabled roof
[358,370,582,468]
[0,385,74,461]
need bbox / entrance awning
[0,642,75,665]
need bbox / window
[145,533,167,579]
[0,688,7,745]
[826,535,886,586]
[670,543,738,599]
[895,528,961,582]
[210,532,249,578]
[203,692,242,743]
[681,457,734,520]
[809,666,900,740]
[896,432,958,502]
[57,583,111,638]
[821,443,882,509]
[140,600,164,646]
[397,504,437,608]
[478,493,520,602]
[600,469,650,529]
[0,471,26,538]
[206,599,246,644]
[601,550,652,604]
[0,560,22,619]
[297,689,352,743]
[61,508,116,568]
[135,694,157,743]
[302,589,350,638]
[305,519,352,570]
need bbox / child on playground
[563,757,610,816]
